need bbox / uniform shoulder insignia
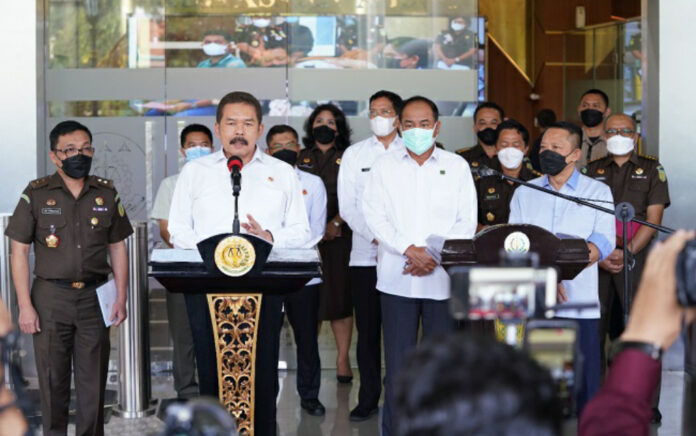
[93,176,115,189]
[638,153,658,161]
[587,156,607,165]
[29,177,48,189]
[531,169,542,177]
[455,146,473,155]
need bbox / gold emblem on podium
[504,231,531,253]
[214,236,256,277]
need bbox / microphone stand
[482,167,675,324]
[232,174,241,235]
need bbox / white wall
[0,2,38,213]
[657,0,696,231]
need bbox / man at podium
[167,91,310,434]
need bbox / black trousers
[351,267,382,408]
[32,279,110,436]
[165,291,198,398]
[185,292,285,436]
[283,284,321,400]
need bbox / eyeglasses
[268,142,297,150]
[55,146,95,157]
[605,128,635,137]
[369,109,396,117]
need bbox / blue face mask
[402,127,435,155]
[185,146,212,162]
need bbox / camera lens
[676,240,696,306]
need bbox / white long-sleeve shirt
[168,147,311,249]
[338,134,404,266]
[296,167,327,285]
[362,146,478,300]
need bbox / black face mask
[539,150,571,176]
[313,125,337,145]
[580,109,604,127]
[477,128,497,146]
[60,154,92,179]
[273,149,298,166]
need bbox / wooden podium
[149,236,320,435]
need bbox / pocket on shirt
[37,215,67,247]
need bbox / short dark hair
[581,88,609,108]
[180,124,213,148]
[302,104,352,151]
[216,91,263,124]
[395,39,430,69]
[49,121,92,151]
[496,119,530,146]
[266,124,299,145]
[474,102,505,122]
[399,96,439,122]
[394,334,562,436]
[203,29,232,42]
[369,90,403,114]
[536,108,557,128]
[547,121,583,149]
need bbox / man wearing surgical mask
[150,124,214,401]
[577,88,611,168]
[476,119,540,230]
[457,101,505,175]
[583,114,670,421]
[337,90,404,421]
[510,121,615,416]
[362,96,477,436]
[197,30,246,68]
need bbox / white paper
[151,248,203,263]
[96,279,118,327]
[267,247,320,263]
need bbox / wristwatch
[609,340,663,362]
[332,220,341,228]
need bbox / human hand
[444,57,455,67]
[557,283,568,304]
[403,245,437,276]
[621,230,696,349]
[18,304,40,334]
[324,222,341,241]
[242,214,274,243]
[110,299,127,327]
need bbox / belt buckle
[71,281,85,289]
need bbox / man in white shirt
[337,90,404,421]
[362,96,478,436]
[265,124,328,416]
[509,121,615,415]
[168,91,310,435]
[150,123,213,401]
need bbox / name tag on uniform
[631,175,648,180]
[484,194,500,201]
[361,168,370,172]
[93,207,108,212]
[41,207,61,215]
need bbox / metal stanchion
[684,324,695,434]
[115,221,155,418]
[0,214,14,389]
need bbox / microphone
[227,155,243,196]
[471,165,499,178]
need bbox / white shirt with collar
[362,146,478,300]
[168,147,311,249]
[296,166,327,286]
[338,134,404,267]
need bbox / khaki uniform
[583,153,670,377]
[456,144,497,179]
[298,147,352,320]
[5,173,132,436]
[577,133,607,168]
[435,28,477,68]
[476,158,541,226]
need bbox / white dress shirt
[296,167,327,285]
[362,147,477,300]
[509,169,615,319]
[338,134,404,266]
[168,147,311,249]
[150,173,179,221]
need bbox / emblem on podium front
[214,236,256,277]
[504,231,531,253]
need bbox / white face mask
[202,42,227,57]
[451,22,466,32]
[253,18,271,28]
[370,116,397,137]
[497,147,525,169]
[606,135,635,156]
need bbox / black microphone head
[227,156,243,173]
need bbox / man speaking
[168,91,310,435]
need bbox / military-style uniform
[298,147,353,321]
[235,23,288,66]
[5,173,132,436]
[577,132,607,168]
[435,28,477,68]
[476,158,541,226]
[583,152,670,376]
[456,144,497,178]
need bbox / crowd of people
[2,85,681,436]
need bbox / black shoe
[301,399,326,416]
[651,407,662,424]
[349,405,379,422]
[337,374,353,384]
